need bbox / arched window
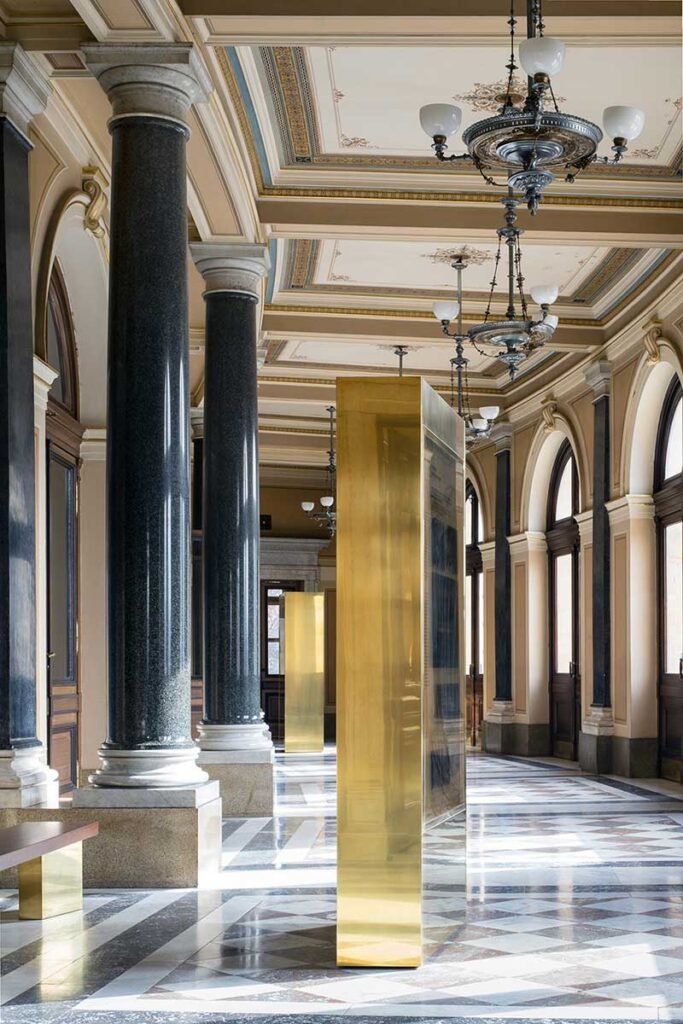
[655,377,683,781]
[465,481,484,747]
[546,440,580,760]
[45,261,79,419]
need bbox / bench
[0,821,99,920]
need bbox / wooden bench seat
[0,821,98,919]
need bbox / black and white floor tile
[2,751,683,1022]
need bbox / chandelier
[419,0,645,214]
[433,195,558,380]
[301,405,336,537]
[449,339,500,447]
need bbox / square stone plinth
[0,782,222,889]
[197,753,274,816]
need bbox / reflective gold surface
[18,843,83,919]
[284,592,325,753]
[337,378,465,968]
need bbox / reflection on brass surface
[285,592,325,753]
[18,843,83,919]
[337,377,465,969]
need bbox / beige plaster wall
[79,452,107,773]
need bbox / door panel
[260,580,303,744]
[659,520,683,781]
[550,550,580,761]
[47,447,80,792]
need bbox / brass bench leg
[17,843,83,919]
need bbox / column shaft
[203,294,261,725]
[105,116,192,752]
[494,447,512,702]
[592,393,611,707]
[0,119,37,751]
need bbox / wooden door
[659,518,683,781]
[47,444,80,792]
[549,547,580,761]
[260,580,304,744]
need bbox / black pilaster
[592,392,611,708]
[494,441,512,702]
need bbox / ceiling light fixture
[419,0,645,214]
[301,405,336,537]
[433,194,558,380]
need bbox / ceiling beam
[258,197,683,249]
[182,1,679,17]
[262,308,602,351]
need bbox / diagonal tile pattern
[1,751,683,1022]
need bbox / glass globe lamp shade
[603,105,645,141]
[530,284,559,306]
[519,36,566,78]
[479,405,500,421]
[301,501,315,512]
[471,417,488,431]
[419,103,462,138]
[432,300,460,322]
[320,495,334,508]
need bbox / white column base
[0,747,59,807]
[485,699,515,725]
[582,706,615,737]
[86,746,209,788]
[197,722,274,763]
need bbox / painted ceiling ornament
[419,0,646,214]
[643,318,663,365]
[424,245,489,266]
[81,166,107,239]
[541,393,559,433]
[453,75,565,116]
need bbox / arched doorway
[655,378,683,780]
[45,261,83,792]
[547,440,580,760]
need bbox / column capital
[82,43,211,126]
[606,492,655,526]
[491,421,513,452]
[584,359,612,399]
[191,242,270,299]
[33,356,58,413]
[575,508,593,541]
[0,43,50,140]
[479,539,496,568]
[81,427,107,463]
[508,530,547,558]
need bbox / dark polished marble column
[82,44,212,788]
[191,245,274,816]
[0,45,57,805]
[580,361,614,774]
[483,423,515,753]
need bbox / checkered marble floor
[2,751,683,1023]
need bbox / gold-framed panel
[284,592,325,753]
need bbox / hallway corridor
[2,754,683,1021]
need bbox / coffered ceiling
[6,0,683,468]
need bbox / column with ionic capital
[482,423,515,753]
[580,360,614,773]
[0,45,58,807]
[191,243,274,817]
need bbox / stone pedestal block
[198,751,274,817]
[0,782,222,889]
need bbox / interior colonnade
[467,338,683,780]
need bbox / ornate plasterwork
[540,394,559,434]
[81,166,107,239]
[643,318,663,364]
[452,75,565,114]
[224,44,683,181]
[422,245,490,267]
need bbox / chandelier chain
[484,236,503,324]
